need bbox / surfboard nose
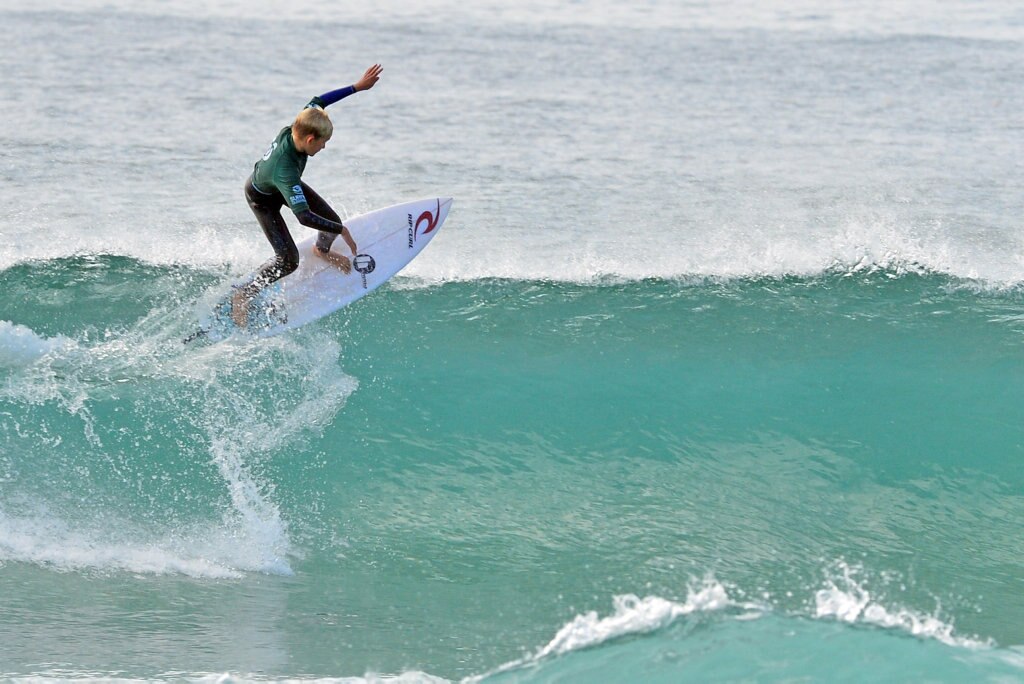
[435,197,454,226]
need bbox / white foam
[388,212,1024,290]
[0,321,73,369]
[0,316,356,579]
[474,568,995,684]
[472,578,734,682]
[0,505,279,579]
[814,561,991,649]
[535,582,731,659]
[2,196,1021,292]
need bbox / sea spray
[0,300,356,576]
[533,580,733,659]
[814,560,991,648]
[0,321,72,369]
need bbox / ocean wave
[472,578,740,682]
[531,581,734,660]
[5,250,1022,299]
[2,572,1017,682]
[814,560,992,649]
[391,215,1024,289]
[3,207,1023,292]
[0,313,356,579]
[475,568,991,682]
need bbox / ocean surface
[1,1,1023,681]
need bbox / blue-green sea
[2,1,1023,682]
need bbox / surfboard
[186,197,453,343]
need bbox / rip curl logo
[261,141,278,161]
[407,199,441,248]
[353,254,376,289]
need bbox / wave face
[2,259,1021,679]
[2,0,1023,680]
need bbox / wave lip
[471,578,736,683]
[813,561,991,649]
[535,581,731,660]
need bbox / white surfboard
[187,197,453,342]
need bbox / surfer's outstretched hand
[354,64,383,92]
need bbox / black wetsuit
[242,86,356,296]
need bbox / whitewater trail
[0,308,356,577]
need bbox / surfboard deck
[186,197,453,343]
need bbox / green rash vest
[250,96,327,215]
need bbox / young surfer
[232,64,384,326]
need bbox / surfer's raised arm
[310,64,383,108]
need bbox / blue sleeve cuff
[317,85,357,107]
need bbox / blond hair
[293,106,333,140]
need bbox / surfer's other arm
[296,210,358,256]
[306,213,357,274]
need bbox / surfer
[232,64,384,326]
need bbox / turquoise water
[1,258,1022,680]
[2,1,1024,681]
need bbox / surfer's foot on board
[231,289,250,327]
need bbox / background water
[1,1,1023,681]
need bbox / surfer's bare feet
[231,289,250,327]
[313,246,352,274]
